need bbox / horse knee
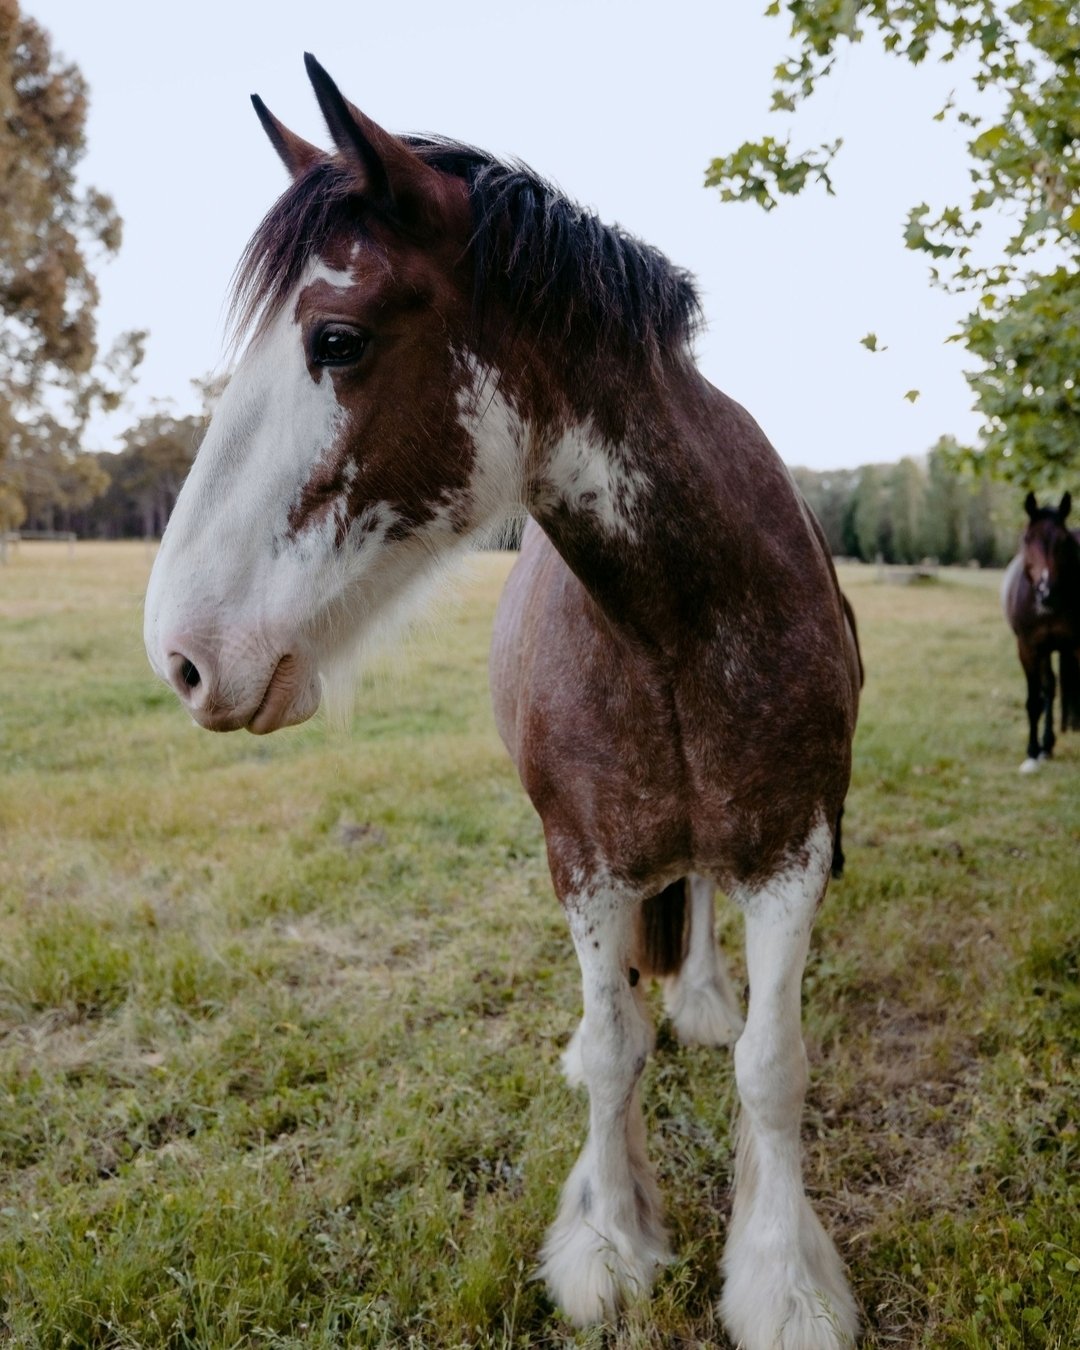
[578,990,653,1096]
[733,1029,808,1133]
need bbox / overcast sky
[32,0,991,470]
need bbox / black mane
[231,138,702,362]
[410,137,702,357]
[231,158,359,343]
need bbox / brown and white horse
[145,56,862,1348]
[1001,492,1080,773]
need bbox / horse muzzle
[156,634,321,733]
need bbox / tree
[888,456,925,562]
[0,480,25,531]
[790,465,860,554]
[965,468,1018,565]
[7,414,110,530]
[0,0,143,519]
[793,440,1021,565]
[84,410,202,538]
[706,1,1080,487]
[923,437,971,563]
[852,463,887,560]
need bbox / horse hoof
[1019,757,1041,774]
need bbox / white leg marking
[1019,756,1041,774]
[561,1017,586,1089]
[722,820,859,1350]
[664,874,745,1048]
[541,883,670,1325]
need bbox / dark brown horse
[1002,492,1080,772]
[145,56,862,1348]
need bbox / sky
[31,0,993,471]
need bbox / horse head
[1021,491,1076,615]
[144,57,499,733]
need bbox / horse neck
[495,351,787,649]
[1029,528,1080,606]
[1061,535,1080,615]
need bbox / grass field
[1,541,1077,1349]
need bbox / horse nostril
[165,649,208,703]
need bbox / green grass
[1,543,1077,1348]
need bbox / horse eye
[312,324,367,367]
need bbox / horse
[144,56,863,1349]
[1001,492,1080,773]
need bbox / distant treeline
[5,423,1023,567]
[790,440,1019,567]
[1,411,202,541]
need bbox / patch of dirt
[808,995,983,1246]
[336,818,388,850]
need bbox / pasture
[1,541,1077,1348]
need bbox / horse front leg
[1039,654,1057,759]
[1061,648,1080,732]
[721,816,858,1350]
[540,873,670,1325]
[830,804,847,879]
[1019,645,1045,773]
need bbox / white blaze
[144,276,345,676]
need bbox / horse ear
[1024,492,1038,520]
[251,95,323,179]
[303,53,444,229]
[1060,492,1072,522]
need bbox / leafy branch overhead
[706,1,1080,486]
[704,134,843,207]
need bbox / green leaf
[705,0,1080,485]
[971,124,1008,156]
[904,390,921,403]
